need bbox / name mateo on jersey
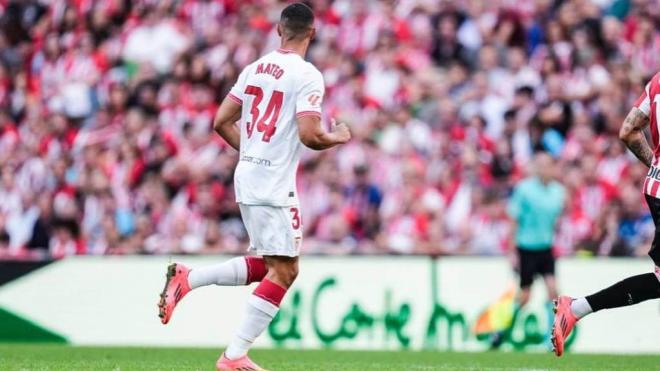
[256,63,284,79]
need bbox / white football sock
[570,297,593,319]
[187,257,247,289]
[224,295,279,360]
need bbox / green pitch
[1,344,659,370]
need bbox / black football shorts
[517,247,555,288]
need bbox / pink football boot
[157,263,191,324]
[216,353,267,371]
[551,296,578,357]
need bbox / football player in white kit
[157,3,351,370]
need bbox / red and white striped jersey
[635,72,660,198]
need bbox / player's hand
[331,118,351,144]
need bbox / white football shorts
[239,203,303,257]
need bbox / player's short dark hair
[280,2,315,40]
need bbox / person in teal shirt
[492,152,566,349]
[508,152,565,302]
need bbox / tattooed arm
[619,107,652,167]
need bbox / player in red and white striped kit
[552,72,660,356]
[157,4,351,370]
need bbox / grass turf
[1,344,659,371]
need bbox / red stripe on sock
[244,256,267,284]
[253,279,287,307]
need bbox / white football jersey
[227,48,324,206]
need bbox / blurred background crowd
[0,0,658,259]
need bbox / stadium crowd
[0,0,658,259]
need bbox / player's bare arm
[619,107,652,167]
[213,97,242,151]
[297,116,351,150]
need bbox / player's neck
[278,42,307,58]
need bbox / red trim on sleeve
[296,111,322,118]
[227,93,242,105]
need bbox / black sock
[586,273,660,312]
